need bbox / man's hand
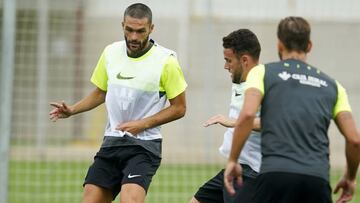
[49,101,73,122]
[203,114,235,128]
[116,120,146,136]
[334,175,356,203]
[224,161,243,196]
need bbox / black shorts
[83,145,161,199]
[194,164,258,203]
[253,172,332,203]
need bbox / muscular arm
[116,92,186,135]
[335,111,360,180]
[334,111,360,203]
[49,87,106,121]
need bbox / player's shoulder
[264,60,283,68]
[250,64,265,73]
[254,63,265,69]
[100,41,126,59]
[151,39,177,58]
[298,61,336,85]
[104,41,125,52]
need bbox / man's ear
[149,24,154,34]
[306,40,312,53]
[241,55,249,67]
[277,40,284,53]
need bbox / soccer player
[189,29,261,203]
[224,16,360,203]
[49,3,187,203]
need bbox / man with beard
[224,16,360,203]
[189,29,261,203]
[49,3,187,203]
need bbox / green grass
[8,161,359,203]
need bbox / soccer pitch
[8,161,359,203]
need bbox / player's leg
[83,184,113,203]
[190,169,226,203]
[252,172,297,203]
[120,183,146,203]
[120,146,161,203]
[83,147,123,202]
[253,172,328,203]
[299,175,332,203]
[188,197,201,203]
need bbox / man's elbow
[176,104,186,119]
[241,110,256,121]
[169,92,186,119]
[348,132,360,149]
[352,137,360,149]
[166,105,185,124]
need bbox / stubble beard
[125,35,149,54]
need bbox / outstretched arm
[49,87,106,122]
[116,91,186,135]
[334,111,360,203]
[203,114,236,128]
[204,114,261,131]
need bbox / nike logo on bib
[235,92,242,97]
[117,72,135,80]
[127,173,141,179]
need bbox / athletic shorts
[253,172,332,203]
[83,145,161,199]
[194,164,258,203]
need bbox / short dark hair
[222,29,261,61]
[277,16,310,52]
[124,3,152,24]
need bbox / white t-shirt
[219,83,262,172]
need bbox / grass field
[8,161,359,203]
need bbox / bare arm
[333,111,360,203]
[252,117,261,131]
[204,115,261,130]
[203,114,236,128]
[224,88,263,195]
[116,92,186,135]
[49,87,106,122]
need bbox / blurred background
[1,0,359,202]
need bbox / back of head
[277,16,310,53]
[124,3,152,24]
[222,29,261,61]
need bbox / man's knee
[188,197,201,203]
[120,183,146,203]
[83,184,113,203]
